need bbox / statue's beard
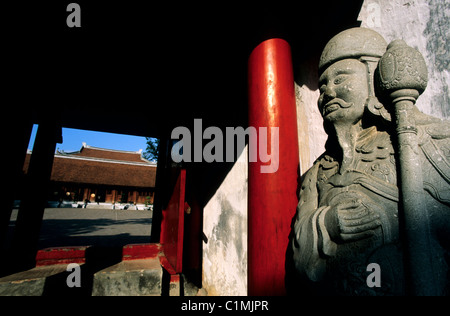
[322,98,354,116]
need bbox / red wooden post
[248,38,299,295]
[159,168,186,273]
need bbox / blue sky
[28,125,149,153]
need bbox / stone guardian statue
[291,27,450,295]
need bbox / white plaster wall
[202,146,248,296]
[295,59,326,174]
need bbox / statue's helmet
[319,27,387,75]
[318,28,392,122]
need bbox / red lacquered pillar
[248,38,299,296]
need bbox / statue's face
[318,59,369,125]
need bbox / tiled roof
[24,144,156,188]
[68,144,147,163]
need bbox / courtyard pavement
[8,208,153,249]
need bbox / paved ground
[7,208,153,249]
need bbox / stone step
[0,246,92,296]
[92,258,162,296]
[0,264,81,296]
[0,243,179,296]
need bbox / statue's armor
[293,123,450,295]
[316,126,402,295]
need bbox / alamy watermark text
[171,119,279,174]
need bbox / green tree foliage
[143,137,159,162]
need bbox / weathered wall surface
[202,147,248,296]
[358,0,450,118]
[294,57,325,174]
[295,0,450,174]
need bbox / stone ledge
[0,264,73,296]
[92,258,162,296]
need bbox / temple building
[23,143,156,205]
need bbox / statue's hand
[325,198,381,243]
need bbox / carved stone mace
[377,40,437,295]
